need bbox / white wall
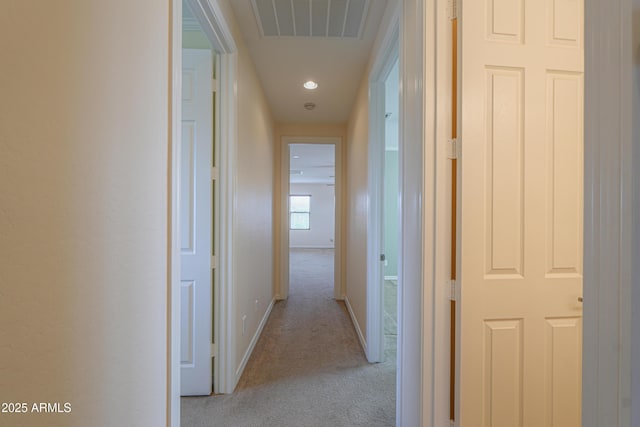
[289,184,335,248]
[0,1,169,426]
[216,0,276,379]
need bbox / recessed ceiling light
[303,81,318,90]
[293,155,300,159]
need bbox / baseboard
[235,298,275,381]
[344,296,367,354]
[384,275,398,281]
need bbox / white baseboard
[289,245,335,249]
[235,298,275,381]
[344,296,367,354]
[384,275,398,281]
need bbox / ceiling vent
[252,0,370,38]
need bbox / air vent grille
[252,0,369,38]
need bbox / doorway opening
[179,1,217,397]
[288,143,336,301]
[171,0,238,420]
[279,137,343,301]
[366,25,399,365]
[172,0,431,424]
[382,59,400,364]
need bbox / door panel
[460,0,583,425]
[180,49,213,396]
[544,317,582,426]
[180,281,195,365]
[180,121,196,254]
[482,319,523,427]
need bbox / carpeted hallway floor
[181,248,396,427]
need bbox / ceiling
[230,0,388,124]
[289,143,335,184]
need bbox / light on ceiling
[303,80,318,90]
[293,155,300,159]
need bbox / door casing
[278,136,343,301]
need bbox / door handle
[577,297,583,303]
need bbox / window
[290,195,311,230]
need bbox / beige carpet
[181,248,396,426]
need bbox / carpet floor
[181,248,396,427]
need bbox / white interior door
[459,1,584,426]
[180,48,213,396]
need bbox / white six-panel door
[460,1,584,426]
[180,49,213,396]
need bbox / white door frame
[366,9,399,365]
[399,0,438,425]
[278,136,343,301]
[170,0,238,425]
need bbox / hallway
[181,249,396,426]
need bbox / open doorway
[278,137,343,301]
[288,143,336,301]
[382,59,400,363]
[179,1,217,397]
[366,27,399,366]
[171,0,238,414]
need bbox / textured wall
[0,1,169,426]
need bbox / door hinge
[211,343,218,358]
[448,0,459,20]
[211,166,219,181]
[447,138,460,160]
[449,279,457,301]
[212,78,219,93]
[211,255,218,269]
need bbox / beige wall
[217,0,276,374]
[0,1,169,426]
[344,78,370,338]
